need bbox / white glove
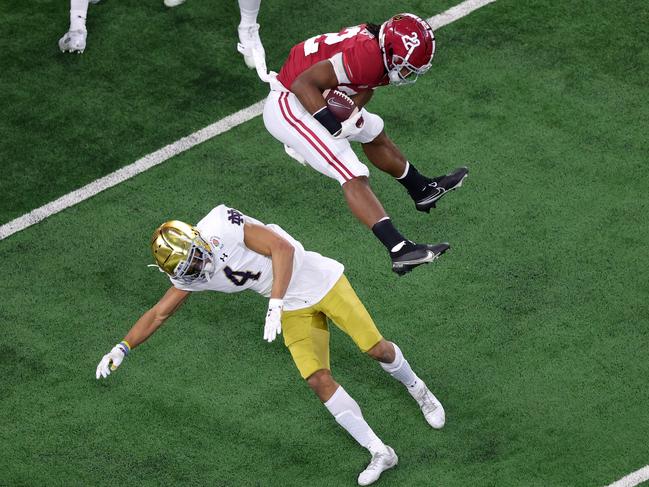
[96,341,130,379]
[263,298,284,343]
[334,109,365,140]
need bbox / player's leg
[281,306,397,485]
[59,0,95,53]
[318,275,445,429]
[367,340,445,429]
[310,370,398,486]
[357,118,469,213]
[237,0,263,69]
[263,91,449,275]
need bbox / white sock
[324,386,386,455]
[70,0,89,31]
[238,0,261,27]
[380,343,421,391]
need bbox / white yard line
[0,0,496,241]
[428,0,496,30]
[0,101,264,241]
[605,466,649,487]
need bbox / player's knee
[363,129,388,147]
[367,339,395,363]
[354,112,384,144]
[306,369,337,399]
[342,175,370,190]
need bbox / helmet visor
[174,238,214,284]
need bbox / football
[323,89,358,122]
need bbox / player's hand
[263,298,284,343]
[334,109,365,140]
[96,342,130,379]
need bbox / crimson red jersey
[277,24,388,94]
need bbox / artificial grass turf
[0,0,460,226]
[2,0,649,486]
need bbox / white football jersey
[170,205,344,311]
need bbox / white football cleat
[58,29,87,53]
[410,381,446,429]
[164,0,186,6]
[89,0,102,4]
[237,23,264,69]
[357,446,398,486]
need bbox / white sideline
[605,466,649,487]
[0,0,497,241]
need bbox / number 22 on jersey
[303,26,362,56]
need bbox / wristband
[313,107,342,136]
[118,340,131,355]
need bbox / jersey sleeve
[197,204,246,246]
[338,41,385,86]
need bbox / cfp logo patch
[402,32,421,51]
[210,237,224,251]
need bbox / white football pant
[263,89,384,186]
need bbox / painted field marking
[0,0,496,241]
[605,466,649,487]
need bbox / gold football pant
[281,275,383,379]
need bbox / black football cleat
[391,242,451,276]
[415,166,469,213]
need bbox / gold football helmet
[151,220,214,284]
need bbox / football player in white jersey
[59,0,263,65]
[96,204,446,486]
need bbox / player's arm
[96,286,190,379]
[290,60,339,115]
[243,222,294,300]
[351,89,373,109]
[291,60,363,139]
[243,222,295,343]
[123,286,191,349]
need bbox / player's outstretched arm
[95,287,190,379]
[243,223,295,342]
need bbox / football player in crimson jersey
[96,205,446,485]
[60,0,263,64]
[263,13,468,275]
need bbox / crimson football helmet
[378,13,435,86]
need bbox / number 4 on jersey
[303,26,362,55]
[224,266,261,286]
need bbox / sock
[371,218,406,253]
[380,343,421,391]
[324,386,387,454]
[238,0,261,27]
[70,0,89,31]
[396,161,431,198]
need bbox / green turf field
[1,1,648,486]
